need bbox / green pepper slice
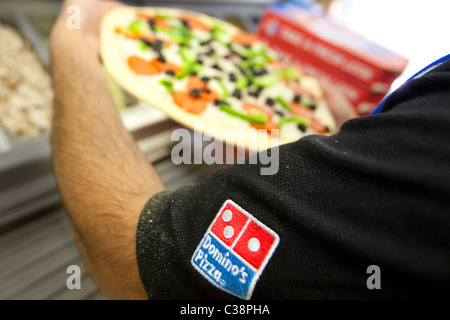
[219,104,268,124]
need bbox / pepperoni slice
[309,117,328,134]
[136,13,171,29]
[127,56,160,75]
[187,76,207,90]
[291,103,314,119]
[150,59,182,74]
[187,76,219,101]
[232,31,259,46]
[179,14,210,31]
[172,91,208,114]
[115,27,172,46]
[128,56,182,76]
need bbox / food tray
[0,11,52,154]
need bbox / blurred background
[0,0,449,300]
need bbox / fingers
[320,81,358,129]
[52,0,100,34]
[51,0,124,58]
[97,1,125,61]
[100,0,125,18]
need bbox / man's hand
[50,0,164,300]
[320,81,358,131]
[50,0,122,57]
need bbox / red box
[256,3,408,115]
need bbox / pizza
[100,6,335,152]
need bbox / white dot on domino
[223,226,234,239]
[248,238,260,252]
[222,210,233,222]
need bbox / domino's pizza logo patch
[191,199,280,300]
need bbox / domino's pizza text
[193,234,252,287]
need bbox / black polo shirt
[136,56,450,300]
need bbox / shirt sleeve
[136,60,450,300]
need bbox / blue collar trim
[371,54,450,115]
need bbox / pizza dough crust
[101,6,335,153]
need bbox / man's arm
[50,0,165,299]
[49,0,357,300]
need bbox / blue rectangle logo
[191,232,256,300]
